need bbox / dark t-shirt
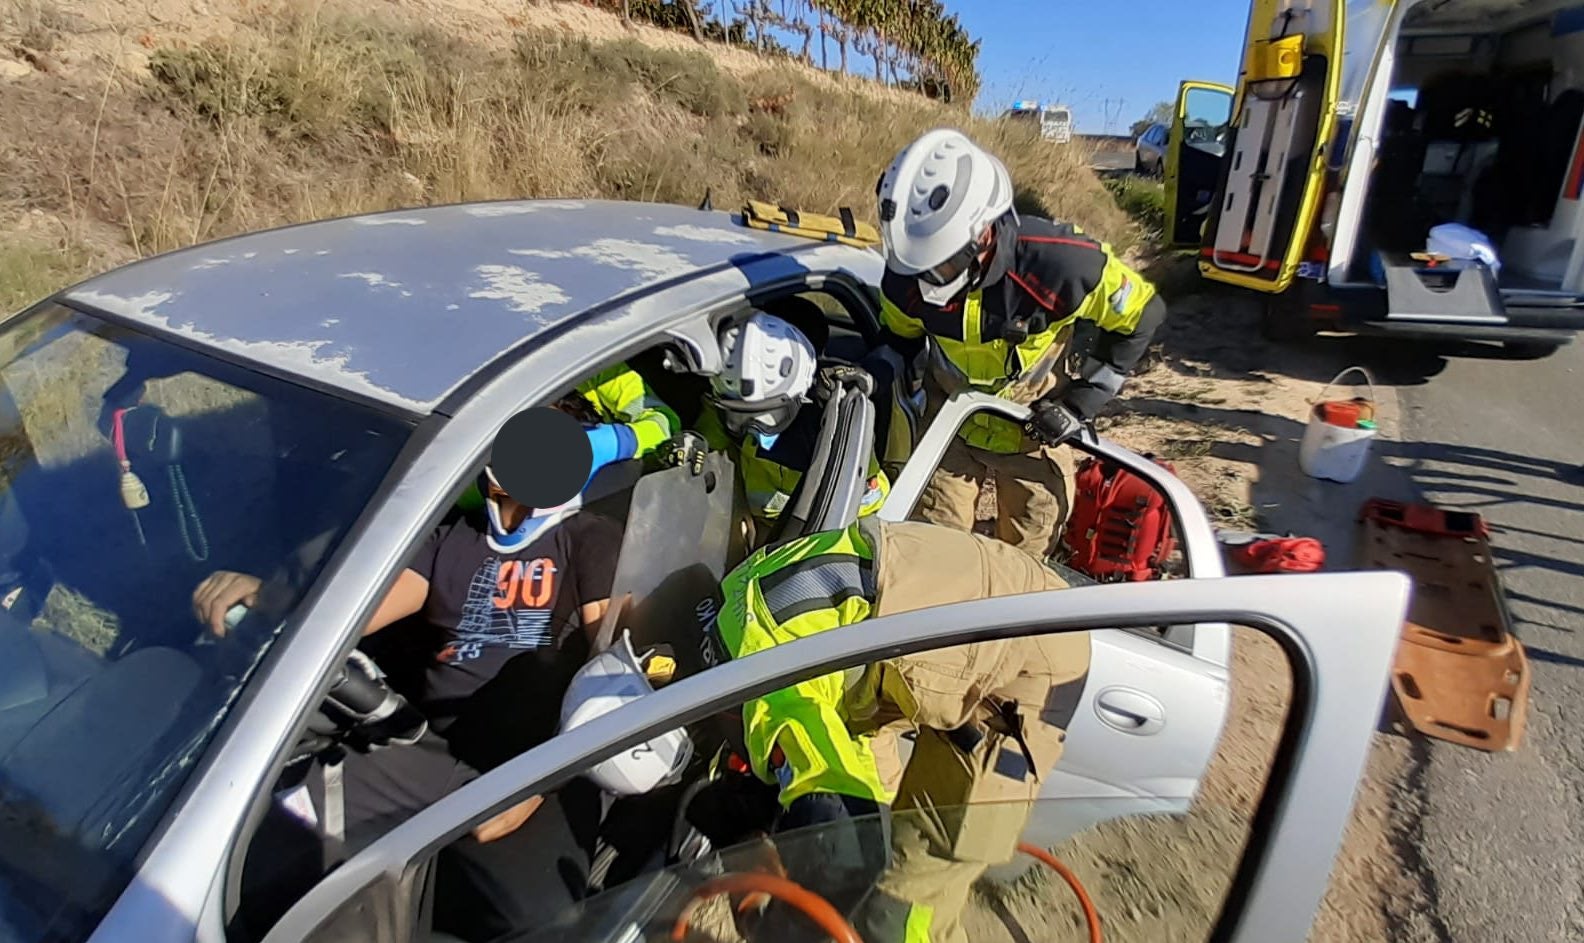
[406,510,622,771]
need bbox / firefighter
[705,517,1091,943]
[694,302,890,534]
[575,363,681,475]
[874,128,1167,556]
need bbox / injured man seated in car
[192,405,625,943]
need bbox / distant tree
[1130,99,1174,137]
[593,0,981,101]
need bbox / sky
[955,0,1252,133]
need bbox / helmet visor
[918,240,981,288]
[709,392,802,438]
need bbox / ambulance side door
[1163,80,1235,247]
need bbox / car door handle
[1094,687,1166,735]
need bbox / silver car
[1136,123,1170,176]
[0,200,1406,943]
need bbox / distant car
[1138,120,1229,177]
[0,199,1402,943]
[1136,122,1169,175]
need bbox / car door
[260,568,1408,943]
[879,391,1230,829]
[1164,0,1347,291]
[1164,81,1236,246]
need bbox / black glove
[1024,397,1085,446]
[813,360,876,402]
[658,431,709,476]
[1062,379,1115,420]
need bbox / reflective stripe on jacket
[885,289,1070,453]
[712,523,890,806]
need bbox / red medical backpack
[1060,455,1178,582]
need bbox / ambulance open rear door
[1175,0,1347,293]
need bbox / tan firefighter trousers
[912,373,1079,561]
[844,520,1092,943]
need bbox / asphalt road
[1090,150,1139,173]
[1374,339,1584,941]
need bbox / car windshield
[0,304,411,941]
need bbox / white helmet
[560,630,693,796]
[876,128,1015,305]
[709,312,817,443]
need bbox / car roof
[61,199,860,414]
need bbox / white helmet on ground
[876,128,1016,305]
[709,311,818,444]
[560,630,693,796]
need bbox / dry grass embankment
[0,0,1131,307]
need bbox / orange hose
[671,871,862,943]
[1018,842,1103,943]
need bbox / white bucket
[1299,367,1378,483]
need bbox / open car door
[263,571,1408,943]
[882,392,1230,836]
[1164,81,1235,248]
[1174,0,1346,292]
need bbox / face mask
[916,242,987,307]
[918,268,972,306]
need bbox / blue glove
[585,423,638,484]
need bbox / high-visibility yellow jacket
[880,216,1160,453]
[576,363,679,458]
[697,406,889,523]
[711,522,891,807]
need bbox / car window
[288,617,1297,943]
[0,303,411,942]
[881,390,1209,658]
[798,290,865,359]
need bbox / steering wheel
[670,871,861,943]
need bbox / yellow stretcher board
[740,201,881,249]
[1165,0,1348,294]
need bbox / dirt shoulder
[1107,280,1419,943]
[962,273,1417,941]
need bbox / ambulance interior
[1353,1,1584,297]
